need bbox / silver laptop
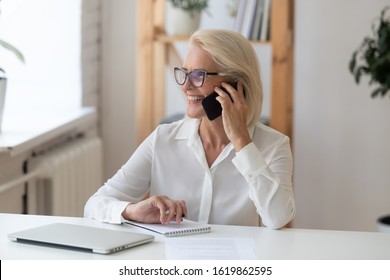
[8,223,154,254]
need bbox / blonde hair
[189,29,263,127]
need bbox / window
[0,0,82,110]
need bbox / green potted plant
[349,6,390,232]
[0,39,25,132]
[166,0,209,36]
[349,6,390,98]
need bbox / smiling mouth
[187,95,204,102]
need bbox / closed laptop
[8,223,154,254]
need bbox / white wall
[101,0,137,179]
[294,0,390,231]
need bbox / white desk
[1,213,390,260]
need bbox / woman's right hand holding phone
[215,81,252,152]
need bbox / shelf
[156,34,272,46]
[155,34,189,43]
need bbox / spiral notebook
[125,219,211,237]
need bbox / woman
[84,29,295,229]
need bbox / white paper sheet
[165,238,257,260]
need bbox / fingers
[175,200,188,224]
[151,196,187,224]
[216,81,245,104]
[215,81,248,121]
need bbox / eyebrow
[180,68,209,72]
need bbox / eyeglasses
[174,67,227,88]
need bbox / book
[233,0,248,33]
[260,0,271,41]
[250,0,265,40]
[240,0,258,39]
[125,219,211,237]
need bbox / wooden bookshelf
[136,0,294,143]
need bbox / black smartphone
[201,82,238,121]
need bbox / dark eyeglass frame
[174,67,227,88]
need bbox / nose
[181,76,193,91]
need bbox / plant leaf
[371,87,383,98]
[349,51,357,73]
[381,85,390,97]
[0,39,25,63]
[350,5,390,98]
[354,66,369,84]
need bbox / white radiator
[29,136,103,217]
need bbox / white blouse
[84,118,296,229]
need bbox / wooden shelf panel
[155,34,272,46]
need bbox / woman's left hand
[215,81,252,152]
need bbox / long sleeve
[84,130,155,223]
[232,137,296,229]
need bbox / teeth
[187,95,204,102]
